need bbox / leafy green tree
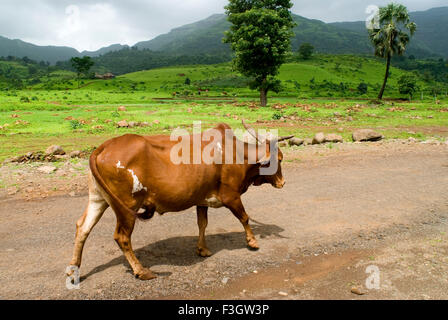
[70,56,94,88]
[298,43,315,60]
[398,74,418,99]
[357,82,368,95]
[224,0,295,107]
[184,77,191,85]
[369,3,417,100]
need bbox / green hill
[0,36,127,65]
[46,54,442,99]
[330,7,448,58]
[136,13,373,56]
[1,7,445,67]
[135,8,446,58]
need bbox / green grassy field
[0,55,447,162]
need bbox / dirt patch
[0,141,447,300]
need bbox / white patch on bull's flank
[217,142,223,153]
[204,196,223,208]
[116,161,125,169]
[127,169,148,194]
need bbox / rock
[45,145,65,156]
[118,106,127,112]
[303,138,313,146]
[222,277,229,285]
[351,287,366,296]
[69,191,76,197]
[337,128,344,133]
[117,120,129,128]
[352,129,383,142]
[408,137,418,143]
[278,291,288,297]
[128,122,137,128]
[153,120,160,125]
[333,112,341,117]
[38,166,57,174]
[70,151,81,158]
[140,122,150,127]
[289,138,304,147]
[325,134,343,143]
[421,139,440,145]
[347,116,354,122]
[312,133,326,145]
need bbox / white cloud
[0,0,446,51]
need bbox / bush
[69,120,84,130]
[272,112,283,120]
[357,82,368,95]
[398,74,418,99]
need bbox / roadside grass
[0,93,447,162]
[0,56,447,162]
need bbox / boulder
[325,134,343,143]
[289,138,304,147]
[117,120,129,128]
[352,129,383,142]
[118,106,127,112]
[312,133,326,145]
[38,166,57,174]
[45,145,65,156]
[303,138,313,146]
[128,122,137,128]
[70,151,81,158]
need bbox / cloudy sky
[0,0,446,52]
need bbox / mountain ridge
[0,7,446,64]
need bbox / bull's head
[243,120,294,189]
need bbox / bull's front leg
[222,194,259,250]
[196,206,212,257]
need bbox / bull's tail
[89,143,140,219]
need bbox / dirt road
[0,141,447,300]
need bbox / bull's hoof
[197,247,212,258]
[136,269,157,281]
[247,238,260,251]
[66,265,79,277]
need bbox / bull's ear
[257,153,271,166]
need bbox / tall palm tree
[369,3,417,100]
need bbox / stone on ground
[352,129,383,142]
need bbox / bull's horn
[242,119,263,144]
[275,135,295,143]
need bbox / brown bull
[68,122,293,280]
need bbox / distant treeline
[392,56,448,84]
[56,47,232,75]
[0,56,57,89]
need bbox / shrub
[69,120,84,130]
[357,82,368,95]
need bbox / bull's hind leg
[114,213,156,280]
[197,206,212,257]
[223,194,259,250]
[68,174,109,271]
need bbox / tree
[368,3,416,100]
[224,0,295,107]
[398,74,418,99]
[70,56,94,88]
[298,43,314,60]
[357,82,368,95]
[184,77,191,85]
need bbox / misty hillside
[0,7,446,65]
[330,7,448,58]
